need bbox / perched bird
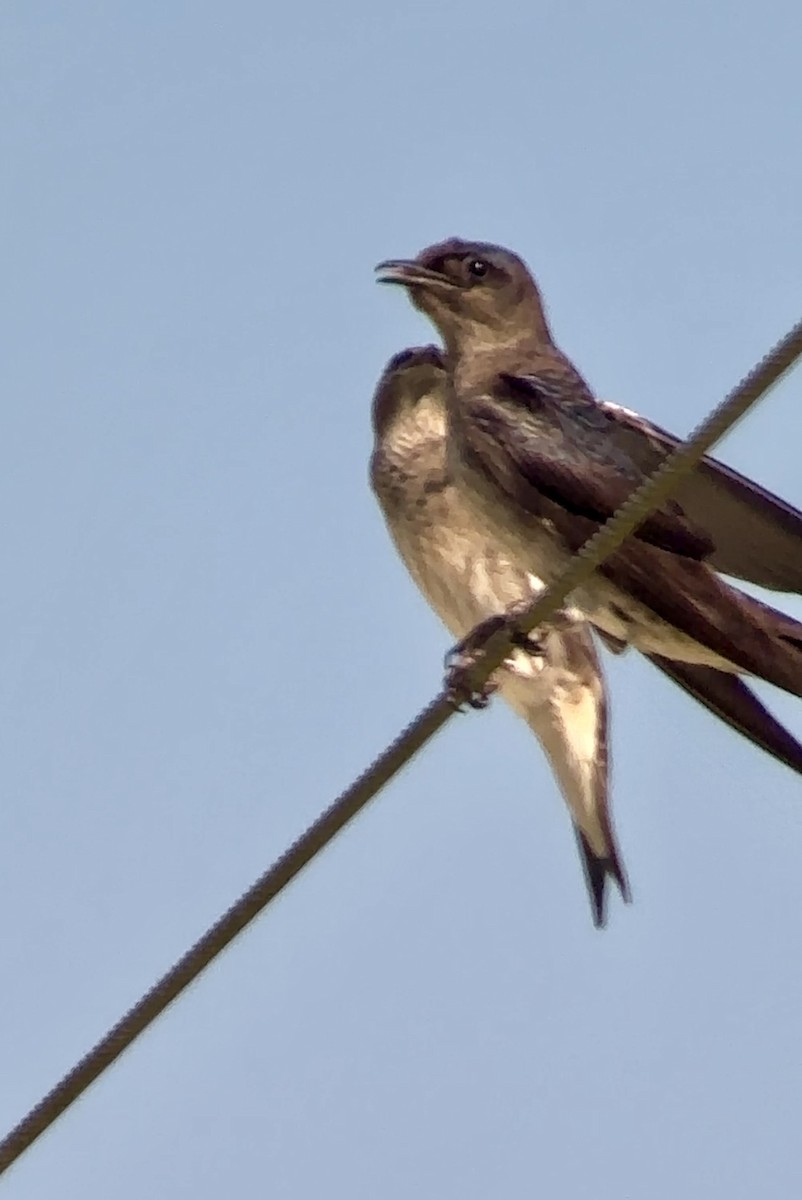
[370,347,802,923]
[376,240,802,701]
[370,344,628,926]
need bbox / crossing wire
[2,315,802,1177]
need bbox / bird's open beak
[375,259,455,291]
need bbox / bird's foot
[444,614,545,710]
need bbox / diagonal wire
[449,316,802,691]
[1,316,801,1178]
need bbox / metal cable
[1,315,801,1177]
[451,316,802,690]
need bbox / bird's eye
[467,258,489,278]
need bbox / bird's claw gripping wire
[444,613,545,710]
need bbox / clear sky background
[3,3,802,1196]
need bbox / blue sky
[3,2,802,1195]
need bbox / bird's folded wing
[460,376,802,686]
[600,402,802,592]
[466,373,712,560]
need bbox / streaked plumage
[370,346,628,925]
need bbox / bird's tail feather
[574,827,631,928]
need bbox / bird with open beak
[376,240,802,704]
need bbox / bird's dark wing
[464,373,713,560]
[459,377,802,694]
[600,402,802,592]
[646,656,802,778]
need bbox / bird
[369,346,802,923]
[375,239,802,702]
[370,344,629,926]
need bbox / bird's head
[376,238,552,354]
[370,344,448,439]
